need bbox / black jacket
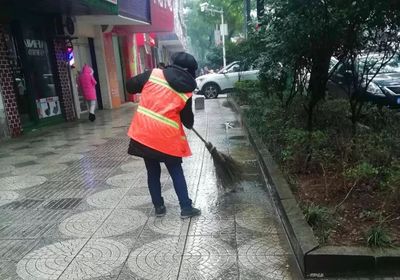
[126,65,196,162]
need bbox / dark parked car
[327,54,400,108]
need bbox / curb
[228,97,400,278]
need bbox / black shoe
[180,207,201,219]
[155,205,166,217]
[89,113,96,122]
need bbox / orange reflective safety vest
[127,69,192,157]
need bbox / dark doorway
[88,38,103,109]
[6,24,36,128]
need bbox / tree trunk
[307,48,334,131]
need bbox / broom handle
[191,127,208,145]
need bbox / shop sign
[82,0,118,14]
[118,0,150,22]
[153,0,173,11]
[113,0,173,33]
[24,39,46,56]
[103,34,121,108]
[36,96,61,119]
[146,0,174,31]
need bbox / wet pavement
[0,97,301,279]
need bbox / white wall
[93,26,112,109]
[75,18,96,38]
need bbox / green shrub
[303,204,333,244]
[304,204,331,226]
[353,132,393,167]
[314,99,352,131]
[344,162,379,183]
[233,80,261,105]
[233,52,400,247]
[383,164,400,202]
[366,225,392,248]
[362,104,400,132]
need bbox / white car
[195,61,259,98]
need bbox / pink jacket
[78,65,97,101]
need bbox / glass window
[19,21,60,119]
[21,29,57,99]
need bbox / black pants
[144,158,192,209]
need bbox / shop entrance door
[11,19,62,130]
[70,37,102,117]
[6,25,36,128]
[71,38,92,115]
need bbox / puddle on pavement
[0,153,10,158]
[230,146,257,162]
[221,100,231,108]
[228,135,246,140]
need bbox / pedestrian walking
[77,64,97,122]
[126,52,201,219]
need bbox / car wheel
[202,83,220,99]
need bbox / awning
[118,0,150,23]
[76,15,149,26]
[0,0,118,15]
[113,0,174,34]
[77,0,150,26]
[0,0,151,25]
[157,32,185,53]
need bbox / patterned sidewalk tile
[179,254,239,280]
[0,261,22,280]
[125,236,185,280]
[0,198,45,210]
[119,259,179,280]
[238,254,296,280]
[235,217,280,235]
[0,209,74,225]
[0,223,55,240]
[184,235,237,256]
[58,238,132,280]
[56,209,149,239]
[93,209,148,238]
[188,216,236,236]
[235,204,276,219]
[0,99,302,279]
[0,239,40,261]
[141,208,190,237]
[15,238,130,280]
[237,233,290,257]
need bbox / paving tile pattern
[0,99,302,279]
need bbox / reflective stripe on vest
[137,106,179,129]
[148,75,189,102]
[127,68,192,157]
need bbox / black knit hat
[171,52,198,76]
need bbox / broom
[191,127,243,189]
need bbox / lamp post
[200,2,226,68]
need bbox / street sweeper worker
[126,52,201,219]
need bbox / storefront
[118,32,155,103]
[0,0,119,138]
[69,36,102,117]
[113,0,174,102]
[136,33,156,73]
[3,14,65,131]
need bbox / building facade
[114,0,188,103]
[0,0,187,139]
[0,0,150,137]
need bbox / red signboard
[103,33,121,108]
[135,33,155,47]
[113,0,174,34]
